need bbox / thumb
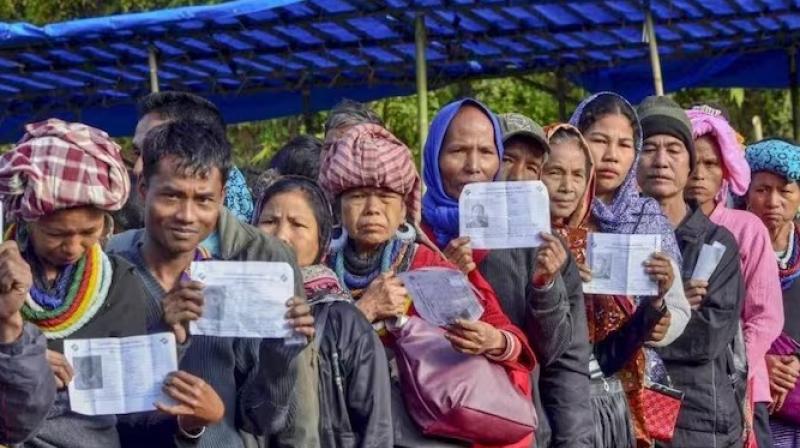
[172,323,187,345]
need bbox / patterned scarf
[331,238,416,298]
[10,223,114,340]
[301,264,350,304]
[569,92,682,265]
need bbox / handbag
[390,316,536,445]
[768,332,800,425]
[641,382,684,442]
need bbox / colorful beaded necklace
[7,224,113,340]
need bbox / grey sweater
[107,208,319,448]
[0,323,56,445]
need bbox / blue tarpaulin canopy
[0,0,797,142]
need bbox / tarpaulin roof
[0,0,797,142]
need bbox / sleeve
[238,243,320,448]
[533,253,594,447]
[657,239,745,363]
[595,300,666,376]
[0,322,56,444]
[740,224,784,381]
[525,250,580,367]
[647,258,690,348]
[342,316,393,448]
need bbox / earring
[329,226,348,252]
[396,222,417,242]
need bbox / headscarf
[687,106,751,201]
[545,123,595,265]
[421,98,505,248]
[569,92,681,263]
[745,139,800,183]
[224,165,254,223]
[319,123,421,224]
[0,119,130,222]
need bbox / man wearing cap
[496,112,592,448]
[637,96,745,447]
[498,113,551,182]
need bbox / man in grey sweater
[107,120,319,448]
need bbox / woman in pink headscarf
[685,105,784,448]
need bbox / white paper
[691,241,727,281]
[189,261,294,338]
[583,233,662,296]
[459,181,551,250]
[64,332,177,415]
[398,267,484,326]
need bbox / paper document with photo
[65,332,177,415]
[189,261,294,338]
[691,241,727,281]
[399,267,484,326]
[583,233,662,296]
[459,181,551,250]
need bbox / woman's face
[257,190,320,268]
[541,139,589,222]
[439,105,499,199]
[340,187,406,252]
[747,171,800,234]
[686,135,724,207]
[583,113,636,201]
[29,207,106,269]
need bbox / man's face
[499,137,547,182]
[140,156,225,256]
[637,134,691,200]
[132,112,168,177]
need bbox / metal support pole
[644,9,664,96]
[148,46,160,93]
[415,13,429,163]
[791,47,799,141]
[556,69,567,122]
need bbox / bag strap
[311,294,349,351]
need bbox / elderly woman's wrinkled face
[439,105,499,199]
[29,206,107,274]
[340,187,406,252]
[541,139,589,221]
[686,135,724,207]
[747,171,800,235]
[258,190,320,268]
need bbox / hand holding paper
[583,233,662,296]
[459,181,551,250]
[398,267,484,327]
[691,241,727,281]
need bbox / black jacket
[655,207,745,448]
[311,297,392,448]
[478,248,593,448]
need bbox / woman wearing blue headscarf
[421,98,593,448]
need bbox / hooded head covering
[319,123,421,224]
[687,106,750,202]
[421,98,505,248]
[745,138,800,183]
[0,119,130,222]
[569,92,682,263]
[545,123,595,264]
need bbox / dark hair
[255,176,333,264]
[111,170,145,232]
[141,120,232,184]
[324,98,383,134]
[138,91,225,132]
[268,135,323,179]
[576,94,640,145]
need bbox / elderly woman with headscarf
[319,123,535,447]
[685,106,784,448]
[539,123,674,447]
[744,139,800,447]
[420,99,591,448]
[0,119,224,448]
[252,175,392,447]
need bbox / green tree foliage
[0,0,794,167]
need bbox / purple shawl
[570,92,681,264]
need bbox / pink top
[710,202,784,403]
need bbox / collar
[675,202,710,246]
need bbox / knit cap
[637,95,695,168]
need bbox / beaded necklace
[9,222,114,340]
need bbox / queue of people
[0,89,798,448]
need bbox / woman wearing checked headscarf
[0,119,224,448]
